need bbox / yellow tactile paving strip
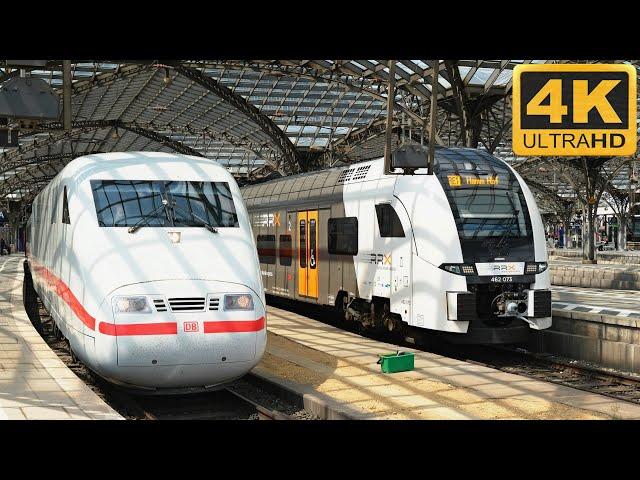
[0,255,122,420]
[254,306,640,419]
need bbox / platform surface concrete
[0,255,122,420]
[255,305,640,420]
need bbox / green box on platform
[377,352,415,373]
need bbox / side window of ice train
[375,203,405,238]
[62,186,71,224]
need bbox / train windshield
[447,187,530,239]
[90,180,239,228]
[434,148,532,240]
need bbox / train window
[279,234,292,266]
[375,204,405,238]
[257,234,276,265]
[309,219,317,269]
[62,186,70,224]
[299,220,306,268]
[328,217,358,255]
[166,181,239,228]
[90,180,239,228]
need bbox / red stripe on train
[27,258,265,337]
[203,317,266,333]
[29,259,96,331]
[99,322,178,336]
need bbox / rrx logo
[492,264,516,273]
[367,253,392,265]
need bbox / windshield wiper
[496,210,519,248]
[128,198,170,234]
[170,202,219,234]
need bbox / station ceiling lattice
[1,60,639,213]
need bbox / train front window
[450,188,531,239]
[433,148,533,242]
[166,181,238,228]
[91,180,239,228]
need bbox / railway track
[31,301,311,420]
[268,295,640,409]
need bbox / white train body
[242,147,552,343]
[25,152,266,393]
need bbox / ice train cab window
[90,180,239,228]
[62,186,70,224]
[257,234,276,264]
[328,217,358,255]
[375,204,405,238]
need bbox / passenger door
[297,210,318,299]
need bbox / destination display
[447,174,500,188]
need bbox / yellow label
[448,174,462,187]
[448,174,499,187]
[512,64,637,156]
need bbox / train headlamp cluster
[224,294,254,311]
[525,262,548,274]
[112,296,152,314]
[439,263,477,276]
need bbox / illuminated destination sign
[448,174,499,187]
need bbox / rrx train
[241,145,552,344]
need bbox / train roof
[242,146,507,192]
[30,151,236,204]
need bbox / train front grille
[168,297,206,312]
[209,297,220,311]
[154,299,167,312]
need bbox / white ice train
[24,152,266,393]
[242,145,552,344]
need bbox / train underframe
[335,281,537,345]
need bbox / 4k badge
[512,64,637,156]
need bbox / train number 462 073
[490,276,513,283]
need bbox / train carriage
[241,146,552,344]
[24,152,266,393]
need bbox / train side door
[297,210,319,299]
[388,198,413,325]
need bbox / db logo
[184,321,199,332]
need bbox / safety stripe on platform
[552,302,640,317]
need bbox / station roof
[1,60,639,214]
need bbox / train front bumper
[93,279,267,389]
[446,289,552,330]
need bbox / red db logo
[184,321,199,332]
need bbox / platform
[0,255,122,420]
[254,305,640,419]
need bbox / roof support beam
[39,119,204,157]
[167,63,301,173]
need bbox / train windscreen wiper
[170,202,219,234]
[128,198,170,234]
[496,210,519,248]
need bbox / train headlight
[525,262,548,274]
[112,296,152,314]
[224,294,254,311]
[439,263,476,276]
